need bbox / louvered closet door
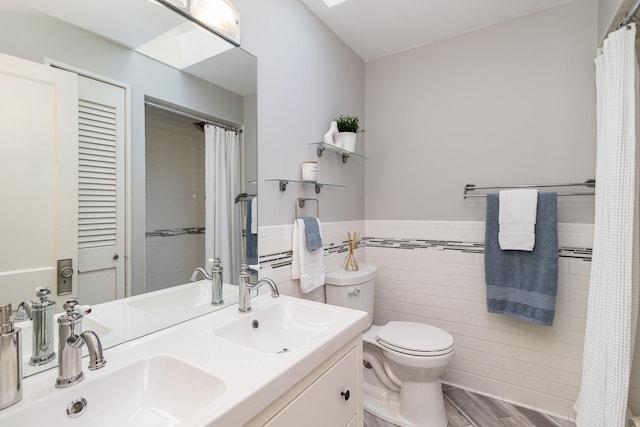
[77,76,125,304]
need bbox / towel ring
[295,198,319,218]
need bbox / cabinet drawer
[264,348,358,427]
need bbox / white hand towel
[291,219,325,293]
[498,189,538,251]
[250,197,258,234]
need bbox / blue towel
[245,197,257,266]
[301,217,323,251]
[484,192,558,326]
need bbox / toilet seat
[375,321,454,357]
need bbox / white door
[76,75,126,305]
[0,52,78,309]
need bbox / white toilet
[325,263,455,427]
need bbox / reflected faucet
[238,263,279,313]
[17,287,56,366]
[191,258,224,305]
[55,299,106,388]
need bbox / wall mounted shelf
[309,142,368,163]
[265,178,346,194]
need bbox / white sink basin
[4,355,225,426]
[215,301,341,353]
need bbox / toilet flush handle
[348,289,360,297]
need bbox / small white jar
[301,161,318,182]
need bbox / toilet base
[363,378,448,427]
[364,395,408,427]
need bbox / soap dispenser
[211,257,224,305]
[17,287,56,366]
[0,303,22,409]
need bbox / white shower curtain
[575,24,639,427]
[205,124,241,282]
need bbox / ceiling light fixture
[156,0,240,46]
[321,0,349,7]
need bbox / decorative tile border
[558,247,593,260]
[367,237,592,261]
[145,227,205,238]
[258,237,592,269]
[258,239,366,269]
[366,237,484,253]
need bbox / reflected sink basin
[215,301,341,353]
[127,281,236,316]
[3,355,225,426]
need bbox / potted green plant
[336,115,364,152]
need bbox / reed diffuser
[345,232,359,271]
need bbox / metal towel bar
[463,179,596,199]
[295,198,319,218]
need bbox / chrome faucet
[55,299,106,388]
[191,258,224,305]
[238,263,279,313]
[16,287,56,366]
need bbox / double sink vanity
[0,282,368,426]
[0,1,369,424]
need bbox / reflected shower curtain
[205,124,241,283]
[575,24,639,427]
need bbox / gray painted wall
[234,0,366,226]
[364,0,598,224]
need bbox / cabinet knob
[340,390,350,401]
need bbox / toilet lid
[376,321,454,356]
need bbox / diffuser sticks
[345,232,359,271]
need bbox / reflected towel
[292,219,325,293]
[301,217,323,251]
[485,192,558,326]
[250,196,258,235]
[498,189,538,251]
[245,197,257,266]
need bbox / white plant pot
[339,132,357,152]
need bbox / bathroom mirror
[0,0,257,376]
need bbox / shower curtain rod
[145,101,243,133]
[619,0,640,27]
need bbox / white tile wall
[145,234,205,292]
[145,107,205,292]
[257,221,365,303]
[258,219,640,421]
[366,220,593,422]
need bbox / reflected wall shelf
[309,142,368,163]
[265,178,346,194]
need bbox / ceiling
[300,0,574,61]
[19,0,256,96]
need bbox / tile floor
[363,385,576,427]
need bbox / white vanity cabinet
[246,338,363,427]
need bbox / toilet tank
[325,263,377,327]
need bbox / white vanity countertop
[16,280,240,377]
[1,293,368,427]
